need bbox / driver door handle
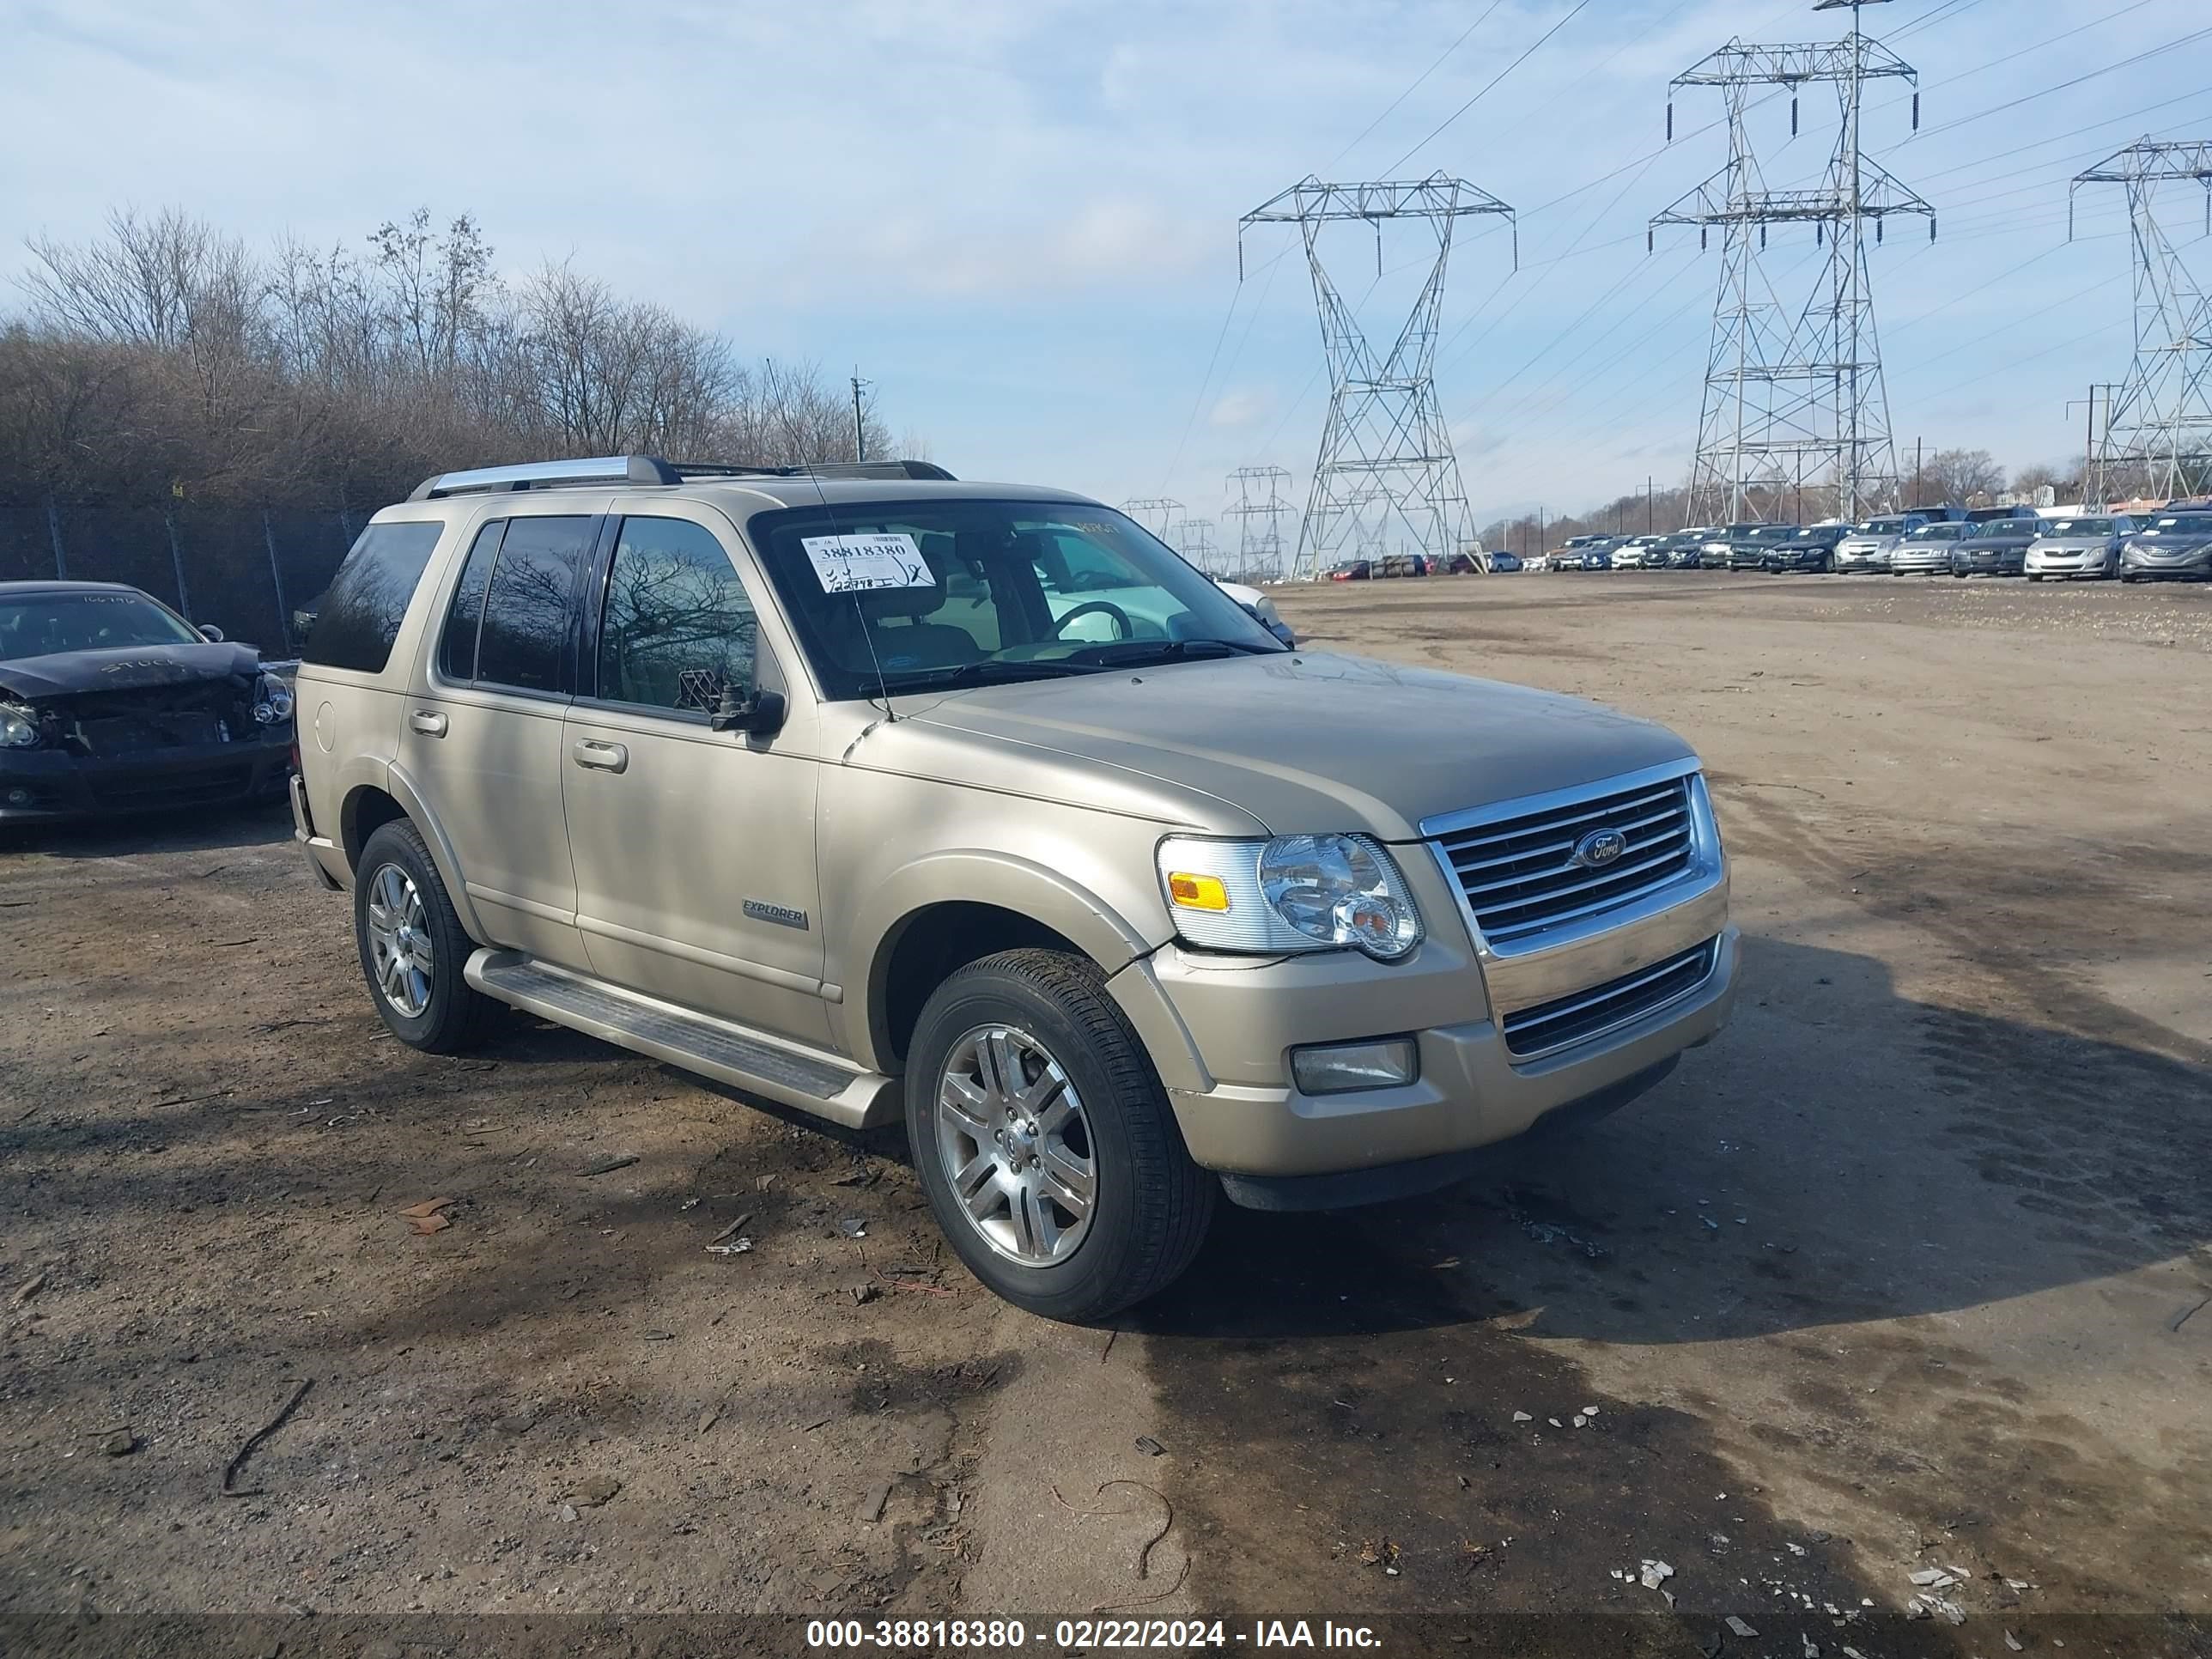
[409,710,447,738]
[572,738,629,774]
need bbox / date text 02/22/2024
[804,1619,1382,1649]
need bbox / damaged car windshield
[1,591,202,659]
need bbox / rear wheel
[354,820,494,1053]
[2027,574,2043,582]
[906,949,1215,1322]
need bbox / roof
[380,474,1104,523]
[0,580,141,598]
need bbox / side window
[595,517,758,714]
[474,515,592,693]
[437,520,506,682]
[301,520,444,674]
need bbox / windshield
[744,499,1284,700]
[1912,523,1969,541]
[1751,526,1797,542]
[0,589,202,659]
[2148,514,2212,534]
[1977,520,2041,537]
[2043,518,2110,536]
[1857,518,1905,534]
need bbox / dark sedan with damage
[0,581,295,822]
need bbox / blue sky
[4,0,2206,532]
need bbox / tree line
[1475,447,2076,556]
[0,207,905,512]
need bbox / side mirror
[198,623,226,642]
[710,684,787,737]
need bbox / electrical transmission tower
[1171,518,1220,574]
[2070,139,2212,504]
[1240,174,1515,578]
[1653,0,1933,525]
[1119,497,1185,550]
[1224,465,1297,580]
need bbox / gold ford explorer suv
[291,455,1736,1321]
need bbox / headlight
[252,673,295,725]
[1,704,40,749]
[1158,833,1423,961]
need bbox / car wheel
[907,949,1215,1322]
[1822,553,1835,573]
[2027,574,2042,582]
[354,819,495,1053]
[2119,574,2136,584]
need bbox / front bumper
[1889,552,1951,573]
[0,731,291,823]
[2027,549,2109,577]
[1133,785,1735,1190]
[2119,550,2212,580]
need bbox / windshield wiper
[1062,638,1279,668]
[882,659,1097,691]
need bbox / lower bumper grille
[1501,938,1720,1058]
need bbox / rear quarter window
[302,520,447,675]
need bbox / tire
[354,819,495,1053]
[905,949,1215,1322]
[2027,574,2043,582]
[1822,553,1836,574]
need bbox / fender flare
[842,848,1172,1072]
[344,758,492,945]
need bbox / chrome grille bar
[1432,774,1698,943]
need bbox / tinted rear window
[302,521,445,674]
[473,516,592,693]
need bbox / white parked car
[1215,579,1295,646]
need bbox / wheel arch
[340,764,490,945]
[849,851,1167,1074]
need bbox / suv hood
[0,641,262,702]
[901,651,1694,841]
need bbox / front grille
[1502,938,1719,1056]
[1434,774,1698,945]
[88,764,254,811]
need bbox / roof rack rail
[409,454,955,501]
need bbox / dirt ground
[2,571,2208,1654]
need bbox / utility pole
[1242,175,1516,577]
[1647,476,1655,532]
[2070,141,2212,503]
[1654,0,1929,525]
[1913,435,1923,504]
[850,369,871,462]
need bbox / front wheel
[906,950,1215,1322]
[2027,574,2043,582]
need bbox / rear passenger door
[400,505,601,969]
[562,509,831,1046]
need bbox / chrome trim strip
[1435,783,1685,852]
[1462,826,1692,904]
[1501,939,1720,1061]
[1419,756,1700,840]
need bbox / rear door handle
[572,738,629,774]
[409,710,448,738]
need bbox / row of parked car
[1323,550,1522,580]
[1536,503,2212,582]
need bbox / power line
[1384,0,1595,175]
[1322,0,1509,174]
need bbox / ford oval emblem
[1571,829,1628,870]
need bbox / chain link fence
[0,499,364,658]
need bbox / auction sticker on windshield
[801,532,936,593]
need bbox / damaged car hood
[898,651,1694,841]
[0,641,262,702]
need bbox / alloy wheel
[934,1024,1096,1266]
[365,861,434,1018]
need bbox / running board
[465,951,897,1129]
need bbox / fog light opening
[1290,1036,1419,1097]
